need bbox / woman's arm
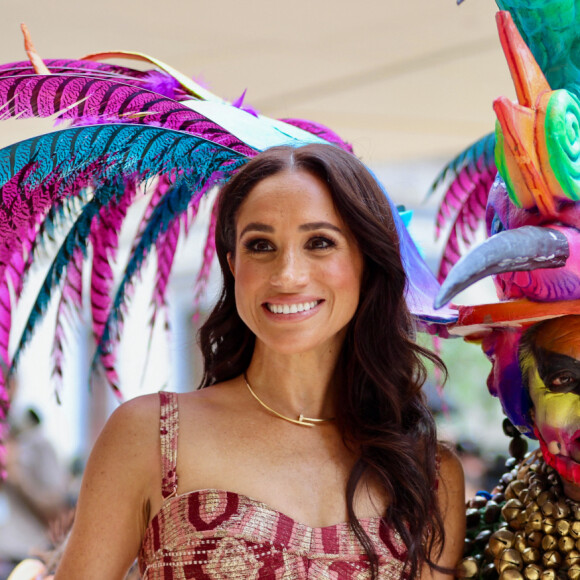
[54,394,161,580]
[423,446,466,579]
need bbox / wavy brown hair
[198,144,447,578]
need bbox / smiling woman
[53,144,464,580]
[229,169,363,358]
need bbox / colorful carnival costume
[432,2,580,578]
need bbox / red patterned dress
[137,392,407,579]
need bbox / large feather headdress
[431,1,580,435]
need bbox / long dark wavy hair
[198,143,447,579]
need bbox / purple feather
[232,90,260,118]
[141,70,181,100]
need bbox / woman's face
[228,168,364,356]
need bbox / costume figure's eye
[243,238,274,253]
[306,236,336,251]
[490,213,505,236]
[547,371,580,394]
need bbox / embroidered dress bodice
[137,392,407,579]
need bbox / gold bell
[542,550,561,569]
[506,481,527,501]
[555,499,570,519]
[537,491,552,507]
[556,519,571,536]
[543,518,556,535]
[500,569,524,580]
[526,512,543,533]
[566,550,580,568]
[514,531,527,553]
[527,531,543,549]
[503,499,525,523]
[521,547,540,564]
[499,549,524,573]
[455,557,478,579]
[541,535,558,552]
[490,530,516,556]
[523,564,542,580]
[541,501,556,518]
[559,536,575,554]
[526,501,541,518]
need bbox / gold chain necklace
[243,373,334,428]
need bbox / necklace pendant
[243,373,333,428]
[298,414,316,427]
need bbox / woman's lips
[265,299,321,314]
[262,299,323,319]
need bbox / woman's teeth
[267,301,319,314]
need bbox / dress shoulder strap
[158,391,179,499]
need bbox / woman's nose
[270,252,308,287]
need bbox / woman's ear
[227,252,235,277]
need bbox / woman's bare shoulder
[177,380,244,415]
[102,393,161,442]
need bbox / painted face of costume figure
[520,315,580,497]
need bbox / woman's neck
[245,341,340,420]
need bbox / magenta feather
[153,218,182,316]
[0,75,257,156]
[0,379,8,478]
[192,201,218,320]
[432,138,496,282]
[90,184,136,343]
[281,118,353,153]
[0,283,11,369]
[51,246,84,402]
[436,182,489,282]
[434,161,491,237]
[0,58,150,81]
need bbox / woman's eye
[244,239,274,253]
[306,236,335,250]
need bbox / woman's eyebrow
[239,222,274,238]
[239,221,343,238]
[299,222,343,233]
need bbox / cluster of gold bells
[459,449,580,580]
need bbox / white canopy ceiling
[0,0,514,163]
